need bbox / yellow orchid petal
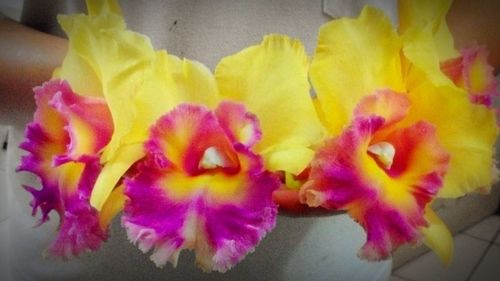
[54,4,156,162]
[215,34,325,174]
[265,145,316,176]
[91,143,144,210]
[125,51,220,145]
[124,51,176,144]
[433,17,459,61]
[310,6,404,136]
[128,49,221,143]
[53,4,126,96]
[421,207,453,265]
[398,0,458,61]
[86,0,122,17]
[99,185,126,229]
[167,54,219,108]
[403,82,498,197]
[402,24,455,88]
[398,0,450,33]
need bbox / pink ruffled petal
[124,102,279,272]
[46,80,113,164]
[18,80,113,258]
[301,91,449,260]
[214,101,262,148]
[45,160,108,258]
[441,46,499,107]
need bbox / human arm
[0,15,67,114]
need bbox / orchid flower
[18,0,153,257]
[301,90,449,260]
[118,35,324,272]
[303,1,497,263]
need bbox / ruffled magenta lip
[300,91,450,260]
[20,129,109,257]
[17,79,113,258]
[122,102,280,272]
[47,196,109,258]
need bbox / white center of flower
[367,141,396,170]
[199,146,226,169]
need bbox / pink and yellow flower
[18,79,113,258]
[53,0,157,214]
[116,34,324,271]
[123,102,279,271]
[301,90,449,260]
[18,0,154,257]
[304,0,498,263]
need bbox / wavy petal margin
[123,103,279,272]
[18,80,113,257]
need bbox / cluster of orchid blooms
[18,0,498,273]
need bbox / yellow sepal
[421,207,453,265]
[310,6,404,136]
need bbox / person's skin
[0,0,498,215]
[0,16,67,115]
[447,0,500,69]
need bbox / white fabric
[0,1,393,280]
